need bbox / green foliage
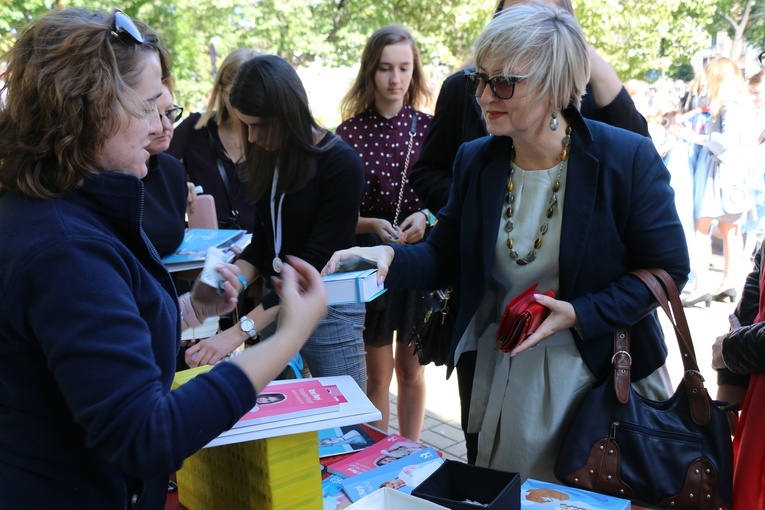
[574,0,716,81]
[0,0,756,110]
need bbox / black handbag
[554,268,733,509]
[411,288,454,366]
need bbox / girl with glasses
[0,9,327,508]
[335,25,433,441]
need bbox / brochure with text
[520,478,630,510]
[327,433,427,477]
[341,447,444,503]
[233,379,338,429]
[319,425,376,458]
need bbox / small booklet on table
[232,378,339,429]
[327,433,428,477]
[520,478,631,509]
[341,447,444,503]
[319,425,377,458]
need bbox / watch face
[240,317,256,337]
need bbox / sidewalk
[388,263,738,463]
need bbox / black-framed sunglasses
[111,9,144,44]
[759,51,765,69]
[465,72,528,100]
[161,105,184,124]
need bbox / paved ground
[387,258,739,462]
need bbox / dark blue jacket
[385,108,689,380]
[0,172,255,509]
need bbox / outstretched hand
[272,256,327,339]
[321,245,395,285]
[190,262,240,319]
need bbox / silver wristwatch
[239,316,258,339]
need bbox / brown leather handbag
[554,268,733,509]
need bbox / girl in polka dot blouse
[336,24,433,442]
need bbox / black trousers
[456,349,478,464]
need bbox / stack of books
[178,431,322,509]
[171,372,380,510]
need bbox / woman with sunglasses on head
[184,55,368,390]
[168,48,259,233]
[325,3,689,482]
[0,9,328,508]
[334,25,433,441]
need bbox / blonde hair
[340,25,431,120]
[704,57,746,118]
[195,48,260,130]
[475,2,589,113]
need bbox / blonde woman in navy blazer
[325,3,689,482]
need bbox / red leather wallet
[496,282,555,353]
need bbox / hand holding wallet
[496,282,555,353]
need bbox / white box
[346,488,448,510]
[322,269,386,305]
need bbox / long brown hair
[0,8,168,199]
[229,55,337,201]
[339,25,431,121]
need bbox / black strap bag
[554,268,733,509]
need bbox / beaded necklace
[504,126,572,265]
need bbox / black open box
[411,460,520,510]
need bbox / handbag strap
[392,112,419,228]
[613,268,711,425]
[208,129,240,221]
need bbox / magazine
[322,474,352,510]
[327,433,427,477]
[520,478,630,510]
[233,379,338,428]
[161,228,248,271]
[319,425,376,458]
[340,447,444,503]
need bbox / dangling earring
[549,111,559,131]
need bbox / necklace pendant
[272,256,283,273]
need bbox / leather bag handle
[613,269,711,425]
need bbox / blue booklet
[161,228,246,270]
[340,446,444,503]
[321,475,352,510]
[520,478,630,509]
[319,425,376,458]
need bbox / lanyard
[270,167,285,273]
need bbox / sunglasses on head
[465,72,528,100]
[111,9,144,44]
